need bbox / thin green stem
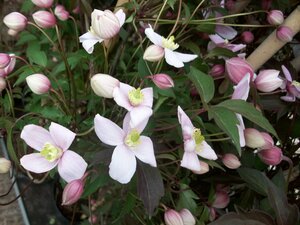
[76,126,95,137]
[205,137,231,142]
[28,22,56,47]
[5,81,15,118]
[70,16,80,50]
[154,0,169,29]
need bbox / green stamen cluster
[40,143,62,162]
[128,88,144,106]
[193,128,205,152]
[162,36,179,50]
[125,130,141,147]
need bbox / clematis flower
[79,9,125,54]
[0,54,16,77]
[20,123,87,183]
[94,113,157,184]
[208,34,246,53]
[280,65,300,102]
[113,82,153,127]
[177,106,217,172]
[144,25,197,68]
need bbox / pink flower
[113,83,153,127]
[79,9,125,54]
[94,113,157,184]
[225,57,254,84]
[244,128,267,149]
[0,54,16,77]
[3,12,27,32]
[280,65,300,102]
[276,26,293,42]
[54,4,69,21]
[177,106,217,172]
[254,69,283,92]
[209,64,225,77]
[240,31,254,44]
[212,190,230,209]
[222,153,241,169]
[179,208,196,225]
[144,25,197,68]
[0,53,11,69]
[33,11,57,28]
[26,74,51,94]
[164,209,184,225]
[62,177,85,205]
[267,10,284,25]
[208,34,246,53]
[20,123,87,182]
[32,0,54,8]
[258,146,282,165]
[149,73,174,89]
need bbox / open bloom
[20,123,87,182]
[208,34,246,53]
[113,83,153,127]
[144,25,197,68]
[79,9,125,54]
[177,106,217,172]
[94,113,157,184]
[281,65,300,102]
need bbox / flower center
[162,36,179,50]
[292,80,300,87]
[40,143,62,162]
[128,88,144,106]
[125,130,141,147]
[192,128,205,152]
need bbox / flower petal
[232,73,250,100]
[133,136,157,167]
[20,153,58,173]
[181,152,201,171]
[20,125,53,151]
[184,139,196,152]
[79,31,102,54]
[123,111,149,134]
[281,65,292,81]
[216,25,237,40]
[49,122,75,151]
[144,26,163,47]
[58,150,87,183]
[173,51,198,63]
[114,9,126,27]
[177,106,194,139]
[141,87,153,108]
[109,144,136,184]
[113,82,134,111]
[209,34,225,44]
[129,106,152,128]
[165,49,197,68]
[197,141,218,160]
[94,114,125,146]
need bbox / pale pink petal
[122,112,131,134]
[184,139,196,152]
[281,65,292,81]
[20,153,58,173]
[236,114,246,147]
[181,152,201,171]
[113,83,134,111]
[109,144,136,184]
[226,43,246,52]
[141,87,153,108]
[94,114,125,146]
[209,34,225,44]
[197,141,217,160]
[58,150,88,183]
[79,32,102,54]
[114,9,126,27]
[123,111,149,134]
[49,122,75,151]
[216,25,237,40]
[132,136,156,167]
[232,73,250,100]
[207,41,217,51]
[20,125,54,151]
[177,106,194,138]
[144,26,163,47]
[281,95,296,102]
[129,106,152,128]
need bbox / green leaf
[195,23,216,34]
[177,184,199,214]
[82,175,110,198]
[187,66,215,103]
[167,0,177,9]
[205,47,236,59]
[217,99,278,139]
[113,193,137,223]
[138,57,150,78]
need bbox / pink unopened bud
[150,74,174,89]
[3,12,27,32]
[179,209,196,225]
[260,132,274,149]
[164,209,184,225]
[209,64,225,77]
[244,128,266,149]
[26,74,51,94]
[240,31,254,44]
[33,11,56,28]
[0,53,11,69]
[209,207,216,221]
[258,146,282,165]
[255,69,283,92]
[267,10,284,25]
[72,5,80,14]
[32,0,54,8]
[7,29,19,36]
[0,77,6,92]
[91,74,120,98]
[222,153,241,169]
[276,26,293,42]
[225,57,254,84]
[212,190,230,209]
[192,161,209,174]
[54,5,70,21]
[0,54,16,77]
[88,215,97,224]
[0,158,11,173]
[262,0,272,10]
[62,179,84,205]
[143,45,164,62]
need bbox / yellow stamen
[40,143,62,162]
[125,130,141,147]
[162,36,179,50]
[192,128,205,153]
[128,88,144,106]
[292,80,300,87]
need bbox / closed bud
[26,74,51,94]
[244,128,266,149]
[150,74,174,89]
[212,190,230,209]
[0,53,11,69]
[267,10,284,25]
[143,45,164,62]
[260,132,274,149]
[240,31,254,44]
[192,161,209,174]
[179,209,196,225]
[255,69,283,92]
[62,179,84,205]
[88,215,97,224]
[0,77,6,92]
[3,12,27,32]
[91,74,120,98]
[164,209,184,225]
[0,158,11,173]
[54,5,69,21]
[33,11,56,28]
[276,26,293,42]
[225,57,254,84]
[209,64,225,77]
[222,153,241,169]
[32,0,54,8]
[8,29,19,36]
[0,54,16,77]
[209,207,216,221]
[258,147,282,165]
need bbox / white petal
[49,122,75,151]
[216,25,237,40]
[177,106,194,138]
[141,87,153,108]
[197,141,217,160]
[129,106,152,129]
[184,139,196,152]
[109,144,136,184]
[115,9,126,27]
[209,34,225,44]
[133,136,156,167]
[181,152,201,171]
[113,83,134,111]
[232,73,250,100]
[144,26,163,46]
[165,48,197,68]
[20,153,58,173]
[79,31,102,54]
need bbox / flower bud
[72,5,80,14]
[212,190,230,209]
[244,128,266,149]
[192,161,209,174]
[0,53,11,69]
[33,11,56,28]
[0,77,6,92]
[150,73,174,89]
[209,64,225,77]
[276,26,293,42]
[62,179,84,205]
[164,209,184,225]
[260,132,274,149]
[240,31,254,44]
[143,45,165,62]
[179,209,196,225]
[258,146,282,165]
[3,12,27,32]
[26,74,51,94]
[254,69,283,92]
[88,215,97,224]
[91,74,120,98]
[8,29,19,36]
[222,153,241,169]
[54,5,69,21]
[267,10,284,25]
[209,207,216,221]
[225,57,254,84]
[0,54,16,77]
[0,158,11,173]
[32,0,54,8]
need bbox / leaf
[167,0,177,9]
[26,42,47,67]
[82,175,110,198]
[177,184,199,214]
[138,57,150,78]
[205,47,236,59]
[113,193,137,223]
[218,99,278,139]
[136,161,164,216]
[187,66,215,103]
[195,23,216,34]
